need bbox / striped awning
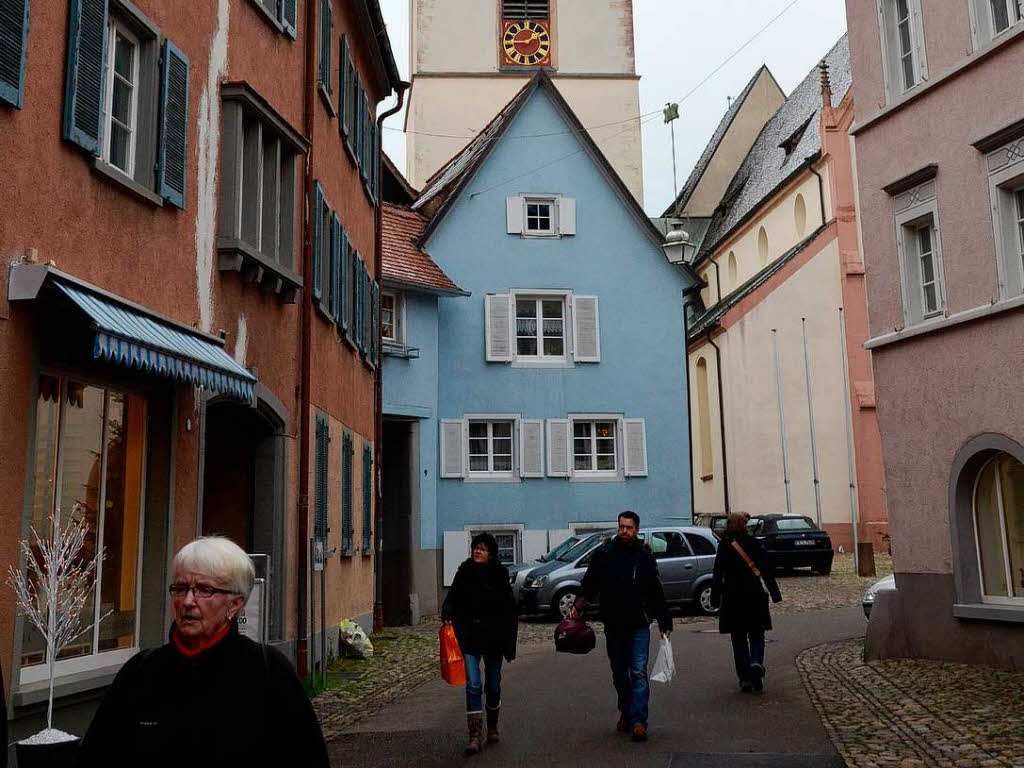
[54,280,256,401]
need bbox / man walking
[572,511,672,742]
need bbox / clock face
[502,20,551,67]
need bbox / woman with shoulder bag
[441,533,518,756]
[710,514,782,693]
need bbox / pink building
[846,0,1024,666]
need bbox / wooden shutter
[572,295,600,362]
[338,35,348,132]
[339,231,349,331]
[506,196,524,234]
[0,0,31,108]
[360,92,370,180]
[318,0,331,94]
[343,52,354,140]
[62,0,108,153]
[341,431,353,551]
[314,413,329,541]
[329,213,341,318]
[356,259,366,353]
[485,294,513,362]
[558,197,576,235]
[440,419,466,478]
[362,441,372,551]
[519,419,544,478]
[279,0,297,39]
[546,419,570,477]
[623,418,648,477]
[348,247,358,339]
[312,182,323,300]
[157,40,190,209]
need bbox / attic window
[502,0,549,19]
[780,118,812,160]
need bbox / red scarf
[173,622,231,657]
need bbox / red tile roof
[381,204,465,295]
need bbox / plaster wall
[550,0,635,75]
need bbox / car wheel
[697,584,718,616]
[554,589,578,620]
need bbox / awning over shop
[8,265,256,400]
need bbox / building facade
[405,0,644,203]
[0,0,400,743]
[666,36,888,553]
[846,0,1024,666]
[381,74,698,618]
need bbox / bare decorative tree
[7,505,109,732]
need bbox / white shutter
[559,197,576,235]
[485,294,514,362]
[440,419,466,478]
[519,419,545,478]
[623,418,649,477]
[572,295,601,363]
[506,196,524,234]
[522,529,548,562]
[443,530,469,586]
[546,419,571,477]
[912,0,927,80]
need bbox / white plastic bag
[650,635,675,684]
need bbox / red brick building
[0,0,402,741]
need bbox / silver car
[507,535,581,602]
[518,527,720,619]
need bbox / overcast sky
[377,0,849,215]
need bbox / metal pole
[321,566,327,689]
[670,121,678,198]
[771,329,793,515]
[801,318,823,527]
[838,308,861,570]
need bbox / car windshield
[540,536,579,562]
[558,533,605,562]
[774,517,817,532]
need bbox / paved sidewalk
[798,639,1024,767]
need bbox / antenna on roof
[727,95,733,108]
[664,102,680,198]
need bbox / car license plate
[795,540,815,546]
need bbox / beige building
[406,0,644,203]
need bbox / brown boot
[486,706,500,743]
[465,713,483,756]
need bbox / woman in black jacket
[441,533,518,756]
[710,514,782,693]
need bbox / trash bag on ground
[650,635,674,683]
[338,618,374,659]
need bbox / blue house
[380,73,700,622]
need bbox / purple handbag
[554,618,596,654]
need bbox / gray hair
[173,537,255,600]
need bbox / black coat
[578,537,672,633]
[441,559,518,661]
[76,623,329,768]
[710,532,782,634]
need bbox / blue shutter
[312,181,323,300]
[356,258,366,353]
[278,0,297,39]
[341,431,353,551]
[314,413,329,542]
[0,0,31,108]
[343,52,354,140]
[353,79,362,167]
[62,0,107,153]
[329,213,341,319]
[318,0,331,94]
[360,92,370,180]
[337,35,347,134]
[157,40,190,209]
[339,231,349,332]
[362,441,372,551]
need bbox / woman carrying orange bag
[440,533,518,756]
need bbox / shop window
[973,453,1024,602]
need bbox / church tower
[406,0,644,204]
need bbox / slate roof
[661,66,775,217]
[381,204,466,295]
[697,34,850,261]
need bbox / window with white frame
[380,290,402,344]
[892,179,945,325]
[103,21,140,176]
[468,420,515,474]
[879,0,926,101]
[972,452,1024,603]
[913,223,941,316]
[983,135,1024,298]
[525,198,555,234]
[573,420,617,473]
[990,0,1023,34]
[505,195,576,236]
[515,296,566,359]
[470,529,521,564]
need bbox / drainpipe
[681,288,699,522]
[809,165,827,228]
[708,256,723,304]
[704,328,730,514]
[296,0,318,679]
[373,81,410,632]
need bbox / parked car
[694,513,729,539]
[508,535,580,601]
[746,515,834,575]
[518,527,720,619]
[862,573,896,619]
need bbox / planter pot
[15,737,80,768]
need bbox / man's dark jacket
[76,622,329,768]
[441,559,518,661]
[710,532,782,634]
[577,537,672,633]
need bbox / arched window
[758,226,769,267]
[727,251,737,288]
[794,193,807,236]
[972,452,1024,602]
[695,357,713,479]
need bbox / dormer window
[780,118,812,161]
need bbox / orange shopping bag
[439,623,466,686]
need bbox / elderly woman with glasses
[76,536,329,768]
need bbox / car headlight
[525,575,546,588]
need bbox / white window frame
[893,186,946,326]
[989,0,1023,35]
[463,413,520,483]
[102,18,141,177]
[878,0,927,102]
[465,524,524,565]
[510,289,572,368]
[913,222,941,318]
[380,289,404,345]
[971,455,1024,605]
[569,414,624,483]
[985,137,1024,299]
[523,196,557,236]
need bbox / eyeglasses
[168,583,237,600]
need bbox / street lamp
[662,227,696,265]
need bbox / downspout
[705,328,730,514]
[681,287,700,522]
[708,256,722,304]
[809,164,827,228]
[296,0,318,679]
[373,81,410,632]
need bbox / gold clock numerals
[502,20,550,66]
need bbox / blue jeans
[730,630,766,682]
[604,625,650,728]
[463,653,502,713]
